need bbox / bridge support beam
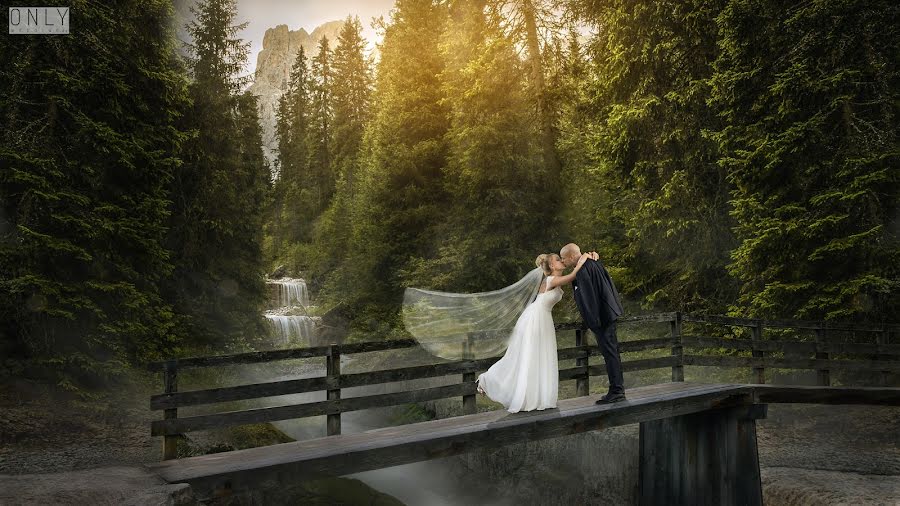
[638,403,767,506]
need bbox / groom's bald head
[560,243,581,267]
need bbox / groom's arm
[575,261,603,329]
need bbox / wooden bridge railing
[148,312,900,459]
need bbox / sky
[235,0,396,74]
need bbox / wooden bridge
[146,313,900,505]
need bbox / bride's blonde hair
[535,253,559,276]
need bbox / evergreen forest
[1,0,897,391]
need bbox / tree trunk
[521,0,560,180]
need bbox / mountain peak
[309,20,344,41]
[250,20,346,165]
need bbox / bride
[473,251,595,412]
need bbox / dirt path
[0,378,160,475]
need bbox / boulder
[268,264,287,279]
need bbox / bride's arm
[548,253,591,289]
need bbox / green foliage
[557,0,898,322]
[163,0,270,351]
[560,0,737,313]
[273,47,314,246]
[307,38,337,218]
[4,0,894,399]
[0,0,190,389]
[276,0,896,330]
[312,16,374,287]
[341,0,452,316]
[269,37,338,276]
[410,0,548,292]
[309,0,555,331]
[330,16,374,198]
[709,0,900,321]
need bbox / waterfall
[264,276,318,347]
[265,314,320,346]
[272,277,309,307]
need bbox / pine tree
[314,17,373,281]
[166,0,269,349]
[710,0,900,321]
[273,47,315,244]
[341,0,452,321]
[280,47,312,185]
[307,37,335,217]
[270,80,291,254]
[419,0,546,292]
[0,0,189,387]
[330,16,373,201]
[487,0,563,184]
[561,0,735,312]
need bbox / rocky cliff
[249,21,345,166]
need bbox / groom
[560,243,626,403]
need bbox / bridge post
[575,328,590,396]
[162,360,179,460]
[815,325,831,386]
[326,344,341,436]
[639,403,767,506]
[670,312,684,382]
[462,333,477,414]
[751,320,765,384]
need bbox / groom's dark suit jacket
[572,259,624,329]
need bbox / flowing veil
[401,267,545,360]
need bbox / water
[258,273,485,505]
[268,367,470,506]
[270,277,309,307]
[264,277,320,346]
[264,313,320,346]
[347,461,463,506]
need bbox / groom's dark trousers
[573,259,626,395]
[589,321,624,395]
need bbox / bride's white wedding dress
[476,275,561,413]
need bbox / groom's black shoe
[595,392,626,404]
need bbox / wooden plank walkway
[146,381,900,499]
